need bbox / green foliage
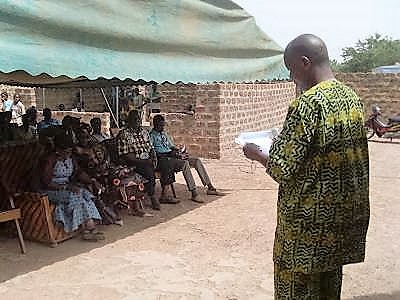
[330,59,343,72]
[334,34,400,72]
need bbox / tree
[337,34,400,72]
[330,59,343,72]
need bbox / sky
[234,0,399,61]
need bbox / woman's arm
[41,156,65,190]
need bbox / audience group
[1,92,218,242]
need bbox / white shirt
[11,101,26,126]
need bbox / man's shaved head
[284,34,334,91]
[284,34,330,66]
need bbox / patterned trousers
[274,265,343,300]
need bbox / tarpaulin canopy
[0,0,289,87]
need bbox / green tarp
[0,0,288,86]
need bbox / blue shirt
[3,99,13,111]
[149,129,175,154]
[37,118,60,131]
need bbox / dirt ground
[0,140,399,299]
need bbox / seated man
[62,115,81,144]
[90,117,110,143]
[14,113,37,142]
[37,108,60,132]
[150,114,218,203]
[116,110,176,210]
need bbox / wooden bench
[0,194,25,253]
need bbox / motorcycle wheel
[365,126,375,139]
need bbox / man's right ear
[301,56,312,67]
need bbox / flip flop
[81,229,105,242]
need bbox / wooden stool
[14,193,75,247]
[0,185,26,254]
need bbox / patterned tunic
[116,127,153,159]
[267,79,370,274]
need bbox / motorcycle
[365,105,400,141]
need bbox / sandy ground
[0,140,399,299]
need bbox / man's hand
[243,143,268,167]
[171,149,180,158]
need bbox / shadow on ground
[346,291,400,300]
[0,183,227,283]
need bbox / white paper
[235,129,279,155]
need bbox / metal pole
[116,86,119,127]
[79,88,83,109]
[42,88,46,108]
[100,88,119,128]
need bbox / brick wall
[158,84,220,159]
[34,87,110,112]
[219,82,295,157]
[336,73,400,119]
[157,82,296,159]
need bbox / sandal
[81,229,105,242]
[191,190,204,203]
[129,208,146,217]
[159,196,180,204]
[207,188,221,196]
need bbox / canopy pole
[100,88,119,129]
[79,88,83,109]
[116,86,119,127]
[42,88,46,109]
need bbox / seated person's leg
[157,157,179,204]
[157,157,176,186]
[174,158,203,203]
[188,157,217,194]
[128,160,160,210]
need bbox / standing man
[10,93,26,126]
[116,110,161,210]
[1,91,13,112]
[243,34,370,299]
[150,114,218,203]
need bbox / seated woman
[40,133,104,242]
[75,127,149,218]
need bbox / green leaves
[333,34,400,72]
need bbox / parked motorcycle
[365,105,400,140]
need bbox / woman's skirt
[43,187,101,233]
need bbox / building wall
[158,82,296,159]
[34,87,110,112]
[336,73,400,120]
[159,84,220,159]
[218,82,296,157]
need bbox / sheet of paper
[235,129,279,155]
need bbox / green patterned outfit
[266,80,370,299]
